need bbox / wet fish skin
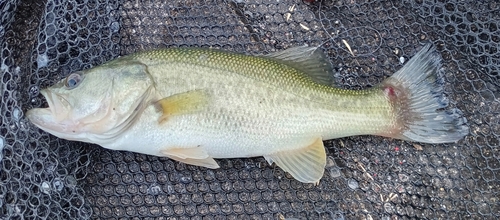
[26,44,469,183]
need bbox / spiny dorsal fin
[264,45,335,85]
[264,137,326,184]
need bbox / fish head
[26,61,154,144]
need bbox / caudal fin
[382,44,469,143]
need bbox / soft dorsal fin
[264,45,335,85]
[264,137,326,184]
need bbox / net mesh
[1,0,499,219]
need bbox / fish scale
[133,48,393,137]
[26,44,468,183]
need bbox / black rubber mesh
[1,0,499,219]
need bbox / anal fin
[160,146,220,169]
[155,90,209,124]
[264,137,326,184]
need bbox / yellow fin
[160,147,220,169]
[264,138,326,184]
[155,90,209,124]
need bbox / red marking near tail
[385,86,396,98]
[375,84,408,139]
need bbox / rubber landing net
[1,0,498,219]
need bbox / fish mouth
[26,89,77,138]
[41,89,71,121]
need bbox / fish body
[27,44,469,183]
[112,47,390,156]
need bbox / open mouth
[26,89,75,136]
[39,95,49,109]
[39,89,53,112]
[26,90,53,119]
[39,89,71,122]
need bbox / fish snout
[40,89,72,122]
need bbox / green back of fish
[123,47,377,99]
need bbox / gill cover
[27,59,155,145]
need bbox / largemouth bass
[26,44,469,183]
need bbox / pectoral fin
[155,90,209,124]
[160,146,220,169]
[264,138,326,184]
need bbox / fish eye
[64,72,84,89]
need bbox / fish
[26,44,469,184]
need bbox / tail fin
[382,44,469,143]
